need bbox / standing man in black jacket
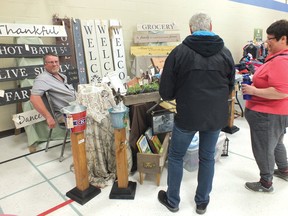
[157,13,235,215]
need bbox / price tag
[0,90,4,97]
[78,139,85,145]
[66,114,74,128]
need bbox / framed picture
[136,135,152,153]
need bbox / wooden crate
[122,91,160,106]
[137,133,170,186]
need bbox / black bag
[151,109,174,135]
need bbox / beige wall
[0,0,287,131]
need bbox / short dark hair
[43,52,59,63]
[266,19,288,45]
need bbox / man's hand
[46,116,56,128]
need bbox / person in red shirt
[242,19,288,193]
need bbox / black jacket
[159,34,235,131]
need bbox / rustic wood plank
[136,22,179,31]
[114,128,129,188]
[95,20,114,77]
[0,43,71,58]
[0,87,31,106]
[134,33,180,43]
[81,19,102,83]
[110,20,128,83]
[130,46,175,56]
[0,63,71,82]
[0,23,67,37]
[70,132,90,191]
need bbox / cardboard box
[137,133,170,186]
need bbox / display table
[122,92,161,172]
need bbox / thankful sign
[0,23,67,37]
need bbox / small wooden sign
[137,22,178,31]
[134,33,180,43]
[130,46,175,56]
[0,87,31,106]
[66,68,79,84]
[0,63,71,82]
[0,44,71,58]
[12,109,45,129]
[0,23,67,37]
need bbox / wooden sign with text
[12,109,45,129]
[0,63,71,82]
[110,20,127,83]
[130,46,175,56]
[136,22,178,32]
[0,44,71,58]
[72,18,88,84]
[0,87,31,106]
[134,33,180,43]
[66,68,79,84]
[0,23,67,37]
[95,20,114,77]
[81,19,102,83]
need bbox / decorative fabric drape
[76,83,132,188]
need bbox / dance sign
[12,109,45,129]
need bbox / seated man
[30,52,76,129]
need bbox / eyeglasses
[267,37,276,41]
[45,61,59,64]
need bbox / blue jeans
[166,124,220,207]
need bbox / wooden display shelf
[122,91,160,106]
[137,133,170,186]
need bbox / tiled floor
[1,117,288,216]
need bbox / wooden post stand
[222,89,240,134]
[109,128,137,199]
[66,132,101,205]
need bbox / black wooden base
[66,184,101,205]
[109,181,137,200]
[222,125,240,134]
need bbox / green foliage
[126,82,159,95]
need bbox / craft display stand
[109,128,137,199]
[222,89,240,134]
[66,132,101,205]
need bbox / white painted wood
[136,22,178,31]
[0,23,67,37]
[94,20,114,77]
[80,20,102,84]
[12,109,45,129]
[110,20,127,83]
[134,33,180,43]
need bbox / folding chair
[42,92,69,162]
